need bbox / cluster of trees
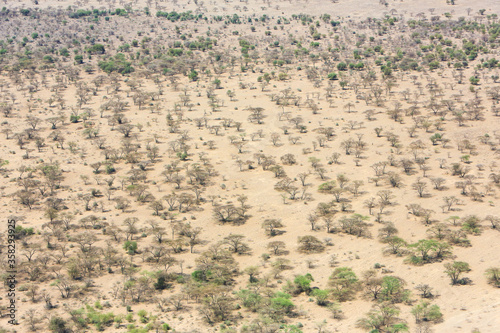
[1,3,500,332]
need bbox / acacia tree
[411,301,443,324]
[267,241,287,255]
[382,236,407,255]
[444,261,470,285]
[222,234,251,254]
[274,177,300,200]
[329,267,360,301]
[412,178,428,197]
[213,204,238,224]
[362,270,384,301]
[15,190,38,210]
[337,214,370,237]
[262,219,284,236]
[409,239,441,263]
[297,235,325,253]
[199,286,235,324]
[356,303,407,333]
[38,163,64,195]
[180,224,204,253]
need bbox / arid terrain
[1,0,500,332]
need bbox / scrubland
[0,0,500,332]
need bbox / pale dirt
[0,1,500,333]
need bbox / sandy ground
[0,1,500,333]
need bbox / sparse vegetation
[0,2,498,332]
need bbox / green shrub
[411,301,442,323]
[328,267,360,301]
[486,267,500,287]
[43,55,54,63]
[294,274,314,294]
[105,165,116,174]
[49,317,70,333]
[237,289,263,312]
[188,69,198,81]
[167,48,183,56]
[461,215,481,234]
[14,226,34,239]
[154,276,169,290]
[59,48,69,57]
[469,76,480,85]
[270,297,294,314]
[311,289,330,305]
[177,152,188,160]
[191,270,208,282]
[123,241,138,254]
[429,60,440,70]
[98,53,133,74]
[327,72,338,80]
